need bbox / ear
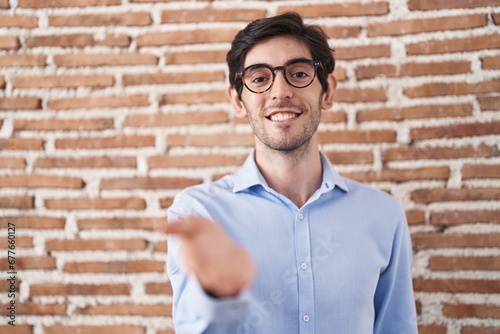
[321,74,337,110]
[228,86,247,118]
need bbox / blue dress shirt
[167,151,418,334]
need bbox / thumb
[166,217,198,237]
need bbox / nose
[270,70,293,100]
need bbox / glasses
[236,58,323,94]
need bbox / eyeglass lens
[243,60,317,93]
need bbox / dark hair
[227,12,335,98]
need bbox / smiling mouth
[267,112,299,122]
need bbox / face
[229,35,336,154]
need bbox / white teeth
[269,113,298,122]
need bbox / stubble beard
[243,98,322,156]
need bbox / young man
[166,12,418,334]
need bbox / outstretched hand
[166,216,255,298]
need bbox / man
[166,12,418,334]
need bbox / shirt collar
[232,150,349,194]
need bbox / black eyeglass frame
[235,58,324,94]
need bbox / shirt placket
[295,207,314,334]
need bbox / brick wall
[0,0,498,333]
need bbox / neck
[254,138,323,208]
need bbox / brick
[429,256,500,271]
[319,130,396,143]
[30,283,130,296]
[36,156,136,169]
[167,133,254,147]
[321,110,347,123]
[162,8,265,23]
[324,150,373,165]
[358,103,472,122]
[15,118,114,132]
[0,175,83,189]
[45,197,147,211]
[145,282,173,295]
[407,34,500,55]
[100,176,202,190]
[0,138,44,150]
[124,111,228,127]
[95,33,131,47]
[49,13,151,27]
[411,187,500,203]
[0,196,34,209]
[0,236,33,248]
[334,87,387,102]
[404,79,500,98]
[334,44,391,60]
[333,67,347,82]
[78,217,165,230]
[0,325,32,334]
[478,95,500,111]
[0,15,38,28]
[443,303,500,318]
[482,55,500,69]
[0,77,4,89]
[154,240,168,252]
[77,303,171,316]
[54,53,157,67]
[278,2,388,17]
[148,153,247,169]
[12,75,114,88]
[413,278,500,293]
[159,89,228,105]
[418,325,446,334]
[410,121,500,141]
[412,233,500,249]
[123,70,225,86]
[462,326,500,334]
[493,13,500,25]
[344,166,449,183]
[0,54,46,67]
[26,34,94,48]
[64,260,164,273]
[160,197,174,209]
[406,210,425,225]
[48,94,148,110]
[408,0,500,10]
[157,331,175,334]
[0,97,41,110]
[0,36,19,49]
[367,14,486,36]
[18,0,121,7]
[430,210,500,225]
[137,28,240,47]
[383,144,494,161]
[0,256,56,270]
[54,135,155,150]
[462,164,500,179]
[46,238,147,251]
[1,216,65,229]
[0,302,66,315]
[356,61,471,80]
[0,0,9,8]
[0,157,26,169]
[45,326,145,334]
[165,49,227,65]
[322,26,362,39]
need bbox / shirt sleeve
[166,191,252,334]
[373,204,418,334]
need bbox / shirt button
[303,315,310,323]
[300,262,308,270]
[298,213,303,220]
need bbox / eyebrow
[244,57,312,69]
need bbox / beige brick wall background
[0,0,499,333]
